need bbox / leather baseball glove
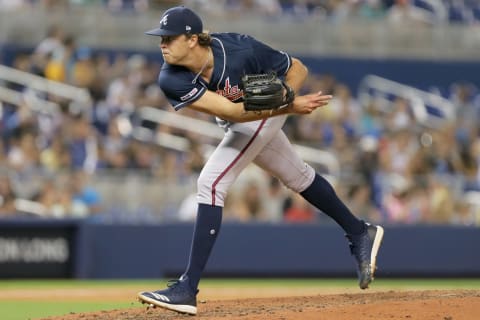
[241,72,295,111]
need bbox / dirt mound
[42,289,480,320]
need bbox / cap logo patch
[159,14,168,26]
[186,25,191,31]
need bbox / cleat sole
[370,226,384,278]
[137,292,197,315]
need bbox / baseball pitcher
[138,6,384,315]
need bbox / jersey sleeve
[249,36,292,76]
[158,67,207,111]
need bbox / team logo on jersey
[216,77,243,101]
[160,14,168,26]
[180,88,198,101]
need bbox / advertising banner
[0,223,75,278]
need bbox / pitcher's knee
[281,164,315,192]
[197,175,226,207]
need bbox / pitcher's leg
[183,203,222,290]
[254,131,384,289]
[197,117,286,206]
[254,130,363,234]
[188,118,283,292]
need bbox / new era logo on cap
[145,6,203,37]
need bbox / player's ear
[188,34,198,48]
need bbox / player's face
[159,34,191,65]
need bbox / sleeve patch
[180,88,199,101]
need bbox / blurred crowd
[0,19,479,226]
[1,0,480,25]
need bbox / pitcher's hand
[288,91,332,114]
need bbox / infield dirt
[41,289,480,320]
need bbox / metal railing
[0,86,59,113]
[0,64,92,111]
[134,106,340,175]
[358,74,456,128]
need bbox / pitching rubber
[138,292,197,315]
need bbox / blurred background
[0,0,479,279]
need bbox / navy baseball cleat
[138,275,199,315]
[346,223,384,290]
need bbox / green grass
[2,278,480,289]
[0,278,478,320]
[0,301,134,320]
[0,279,156,289]
[0,280,148,320]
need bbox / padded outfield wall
[0,219,479,279]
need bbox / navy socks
[300,174,365,235]
[184,203,222,291]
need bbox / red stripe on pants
[210,119,267,206]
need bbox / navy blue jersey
[158,32,292,111]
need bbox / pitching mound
[42,289,479,320]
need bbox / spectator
[386,0,433,26]
[231,179,269,222]
[0,175,17,216]
[178,192,198,222]
[347,183,381,223]
[105,56,146,114]
[357,0,387,20]
[382,129,419,176]
[71,46,97,90]
[34,25,64,56]
[64,114,100,173]
[358,102,383,138]
[263,176,288,223]
[284,192,317,223]
[7,129,40,173]
[69,170,102,215]
[450,82,479,145]
[36,178,73,218]
[40,134,71,173]
[381,173,411,223]
[182,137,206,177]
[102,116,131,169]
[461,145,480,192]
[384,97,414,131]
[428,176,456,224]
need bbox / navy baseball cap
[145,6,203,36]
